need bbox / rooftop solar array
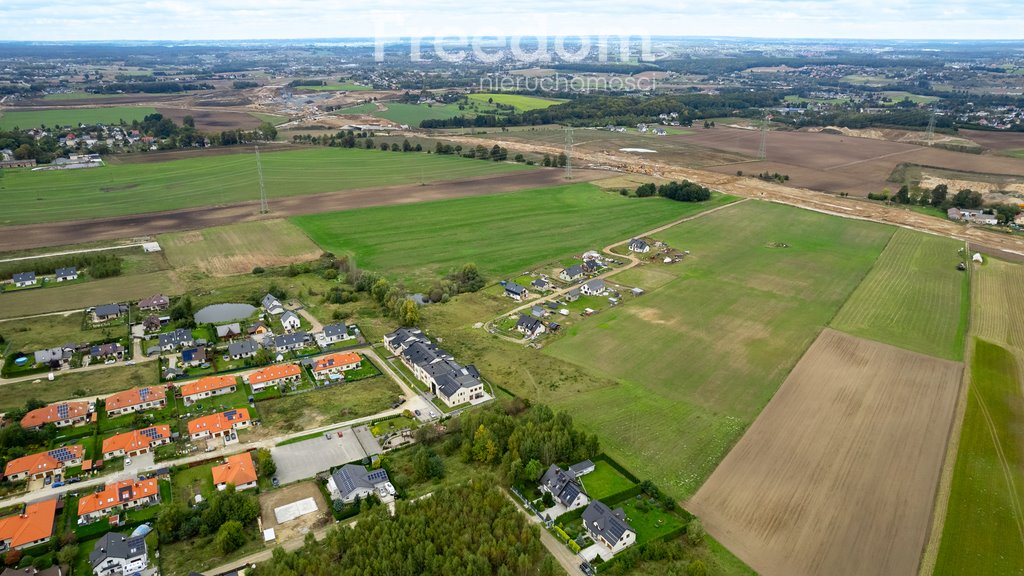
[139,388,151,401]
[48,447,76,462]
[224,409,238,421]
[140,427,162,439]
[367,469,389,483]
[57,404,69,419]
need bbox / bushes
[0,252,122,281]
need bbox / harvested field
[674,126,1024,196]
[155,107,264,131]
[689,329,962,576]
[259,480,329,543]
[971,257,1024,352]
[160,219,321,276]
[960,129,1024,154]
[831,228,969,360]
[0,270,182,319]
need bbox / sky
[0,0,1022,41]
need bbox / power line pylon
[758,113,771,160]
[564,126,574,180]
[256,145,269,214]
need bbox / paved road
[503,489,582,575]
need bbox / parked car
[272,477,280,487]
[125,360,136,366]
[414,410,421,416]
[51,481,65,488]
[125,458,132,467]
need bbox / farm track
[0,168,607,253]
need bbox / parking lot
[270,427,367,485]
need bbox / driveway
[271,427,368,485]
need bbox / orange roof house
[246,364,300,385]
[0,499,57,550]
[179,375,237,404]
[212,452,257,490]
[77,479,160,520]
[21,401,91,429]
[105,386,167,415]
[188,409,251,439]
[102,425,172,458]
[311,352,362,374]
[4,445,83,481]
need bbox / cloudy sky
[0,0,1021,41]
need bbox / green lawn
[0,106,158,130]
[0,363,156,412]
[934,339,1024,576]
[293,184,737,287]
[171,461,217,503]
[1003,149,1024,159]
[831,228,968,360]
[332,103,378,115]
[613,496,686,546]
[373,102,468,126]
[257,376,402,435]
[541,201,894,499]
[0,147,529,225]
[578,461,634,500]
[467,93,565,111]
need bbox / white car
[125,458,132,467]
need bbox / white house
[280,311,301,331]
[504,282,529,301]
[12,272,36,287]
[89,533,148,576]
[559,265,584,282]
[55,266,79,282]
[582,500,636,554]
[515,315,546,339]
[581,279,607,296]
[262,293,285,315]
[539,465,589,513]
[327,464,396,503]
[628,238,651,253]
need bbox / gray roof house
[270,332,310,352]
[262,293,284,315]
[515,314,546,338]
[94,303,126,320]
[504,282,529,300]
[280,310,301,330]
[581,279,607,296]
[582,501,637,554]
[55,266,78,281]
[628,238,651,253]
[34,347,69,366]
[327,464,396,503]
[565,288,581,302]
[90,532,148,576]
[228,339,258,359]
[12,271,36,286]
[569,460,596,476]
[158,328,194,350]
[321,323,352,345]
[90,343,125,358]
[385,328,485,407]
[215,323,242,339]
[531,278,549,290]
[540,464,589,512]
[559,265,584,282]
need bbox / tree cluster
[155,484,259,551]
[635,181,712,202]
[0,252,121,281]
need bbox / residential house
[89,343,124,360]
[504,282,529,301]
[565,288,581,302]
[0,499,57,552]
[320,323,353,346]
[530,305,546,318]
[628,238,651,253]
[385,328,485,408]
[3,446,83,482]
[105,386,166,417]
[228,339,258,360]
[12,272,36,288]
[93,304,125,322]
[137,294,169,311]
[55,267,78,282]
[327,464,396,503]
[582,500,636,554]
[245,364,301,393]
[179,375,237,406]
[181,346,207,367]
[569,460,596,476]
[261,293,284,315]
[33,346,70,368]
[211,452,257,491]
[515,315,546,339]
[77,479,160,524]
[947,207,999,225]
[158,328,194,352]
[269,332,310,353]
[0,565,61,576]
[21,401,92,430]
[581,279,607,296]
[247,321,270,337]
[310,352,362,381]
[531,278,549,290]
[539,465,589,512]
[280,311,301,331]
[559,265,584,282]
[215,323,242,340]
[582,259,602,274]
[142,315,162,332]
[188,409,252,441]
[101,426,172,459]
[89,532,148,576]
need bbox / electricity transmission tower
[925,108,937,145]
[564,126,574,180]
[758,113,770,160]
[255,145,269,214]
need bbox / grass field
[578,461,634,500]
[0,106,158,130]
[332,103,378,115]
[42,92,124,101]
[542,201,894,499]
[0,270,182,318]
[831,228,968,360]
[250,112,289,126]
[1004,149,1024,159]
[159,219,322,276]
[0,147,528,225]
[292,184,737,286]
[783,95,850,105]
[881,91,940,105]
[0,311,85,352]
[297,83,372,92]
[373,102,468,125]
[935,339,1024,576]
[467,93,564,111]
[0,363,155,412]
[257,377,402,434]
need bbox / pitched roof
[212,452,257,487]
[583,500,634,544]
[21,401,90,428]
[158,328,193,347]
[138,294,169,309]
[4,445,83,478]
[77,479,159,517]
[583,279,606,292]
[516,314,543,333]
[180,375,237,398]
[94,303,124,317]
[55,266,77,278]
[102,425,171,455]
[540,465,585,507]
[312,352,362,373]
[188,409,251,436]
[248,363,300,384]
[272,332,309,348]
[215,323,242,338]
[90,532,147,567]
[105,386,166,412]
[562,264,583,277]
[330,464,390,498]
[228,339,258,357]
[322,323,348,338]
[504,282,527,295]
[261,293,282,309]
[12,272,35,283]
[0,499,57,549]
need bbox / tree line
[635,180,713,202]
[0,252,122,281]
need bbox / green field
[831,228,968,360]
[783,95,850,105]
[0,147,528,225]
[0,106,158,130]
[257,376,402,434]
[373,102,468,126]
[881,91,940,105]
[0,270,183,319]
[467,93,564,111]
[0,363,155,412]
[541,201,894,499]
[292,184,738,286]
[578,461,634,500]
[297,82,372,92]
[159,219,322,276]
[42,92,124,101]
[1003,149,1024,159]
[250,112,289,125]
[934,339,1024,576]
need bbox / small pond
[194,303,256,324]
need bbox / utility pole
[925,107,937,145]
[758,113,770,160]
[564,126,574,180]
[256,145,269,214]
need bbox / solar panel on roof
[140,427,161,439]
[139,388,150,401]
[367,469,388,482]
[57,404,69,419]
[224,409,238,420]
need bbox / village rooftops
[247,363,300,385]
[77,479,159,517]
[102,426,172,456]
[89,532,147,571]
[12,272,36,284]
[228,339,258,357]
[211,452,257,488]
[311,351,362,373]
[4,445,83,479]
[0,499,57,550]
[582,500,635,546]
[55,266,77,279]
[188,409,251,436]
[158,328,194,348]
[21,401,91,429]
[104,386,166,413]
[179,375,237,398]
[138,294,169,309]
